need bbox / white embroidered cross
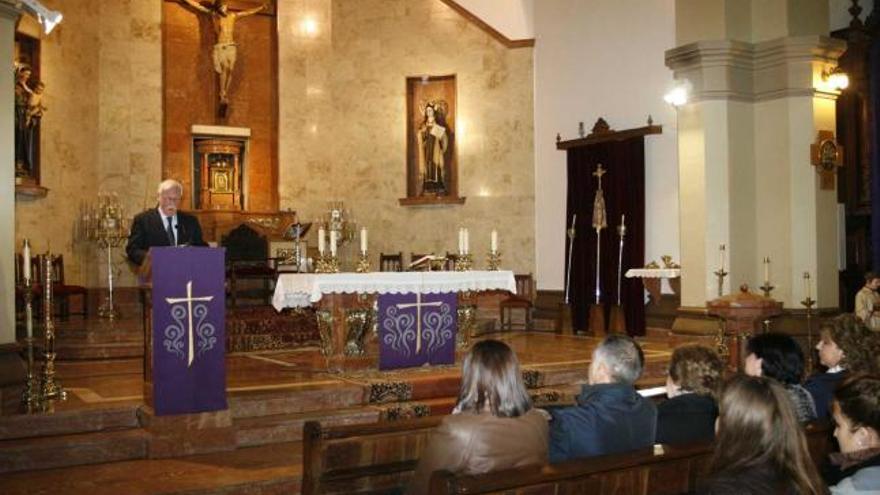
[165,280,214,367]
[396,293,442,354]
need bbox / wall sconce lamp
[823,67,849,91]
[663,81,692,107]
[18,0,63,34]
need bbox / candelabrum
[802,296,816,373]
[454,254,473,272]
[355,252,370,273]
[315,254,340,273]
[80,193,128,319]
[318,201,357,246]
[37,254,67,411]
[713,268,728,297]
[486,251,501,271]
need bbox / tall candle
[330,230,338,256]
[318,227,325,255]
[719,244,726,272]
[763,257,770,285]
[490,230,498,254]
[803,272,811,300]
[458,228,464,255]
[464,228,470,255]
[360,227,368,255]
[22,239,31,282]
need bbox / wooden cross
[396,293,443,354]
[165,280,215,367]
[593,164,606,189]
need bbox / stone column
[667,1,844,327]
[0,3,19,345]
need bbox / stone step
[228,382,366,419]
[234,406,381,448]
[0,406,140,441]
[0,428,147,474]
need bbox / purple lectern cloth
[151,247,227,415]
[378,292,457,370]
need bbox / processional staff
[564,214,576,305]
[592,164,607,304]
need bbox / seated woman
[826,374,880,494]
[407,339,548,494]
[656,344,723,444]
[805,314,876,419]
[744,333,817,422]
[698,375,826,495]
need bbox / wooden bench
[428,421,834,495]
[302,416,443,495]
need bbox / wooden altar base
[0,317,673,494]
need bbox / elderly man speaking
[548,335,657,463]
[126,179,207,266]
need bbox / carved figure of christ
[165,280,215,367]
[396,292,443,354]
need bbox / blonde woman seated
[697,375,826,495]
[656,344,723,445]
[407,340,548,494]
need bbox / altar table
[625,268,680,304]
[272,271,516,369]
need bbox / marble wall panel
[278,0,536,276]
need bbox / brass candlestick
[713,268,728,297]
[355,252,370,273]
[802,296,816,373]
[37,254,67,410]
[315,254,340,273]
[486,251,501,271]
[20,276,39,413]
[759,283,775,332]
[454,254,473,272]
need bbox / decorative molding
[14,183,48,199]
[438,0,534,49]
[556,120,662,150]
[368,381,413,404]
[398,195,466,207]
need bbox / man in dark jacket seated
[548,335,657,463]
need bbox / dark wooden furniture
[444,251,459,271]
[221,223,277,307]
[18,254,88,319]
[499,273,534,331]
[302,416,442,495]
[379,252,403,272]
[428,421,833,495]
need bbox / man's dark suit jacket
[125,208,207,266]
[655,393,718,445]
[548,382,657,463]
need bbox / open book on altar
[408,255,447,271]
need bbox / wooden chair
[302,416,442,495]
[499,273,534,331]
[221,224,277,307]
[24,254,88,319]
[379,252,403,272]
[444,252,459,271]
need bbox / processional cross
[396,292,443,354]
[165,280,215,367]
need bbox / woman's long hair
[708,375,825,495]
[455,339,532,418]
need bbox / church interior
[1,0,878,493]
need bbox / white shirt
[159,210,178,245]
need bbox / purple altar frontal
[378,292,457,370]
[151,247,227,416]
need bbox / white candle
[719,244,725,272]
[318,227,325,255]
[803,272,811,300]
[360,228,368,255]
[22,239,31,282]
[458,228,464,255]
[330,230,337,256]
[491,230,498,254]
[763,257,770,285]
[464,228,470,255]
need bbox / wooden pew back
[302,416,442,495]
[428,421,834,495]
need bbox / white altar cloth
[272,271,517,310]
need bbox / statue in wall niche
[179,0,267,112]
[418,100,451,195]
[14,64,43,180]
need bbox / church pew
[427,421,833,495]
[301,416,442,495]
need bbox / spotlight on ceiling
[18,0,63,35]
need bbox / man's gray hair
[157,179,183,196]
[593,334,644,385]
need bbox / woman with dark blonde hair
[656,344,723,444]
[698,375,827,495]
[407,339,548,494]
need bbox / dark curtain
[871,39,880,272]
[564,137,646,335]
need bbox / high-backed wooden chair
[499,273,534,331]
[25,254,88,319]
[379,252,403,272]
[221,224,277,307]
